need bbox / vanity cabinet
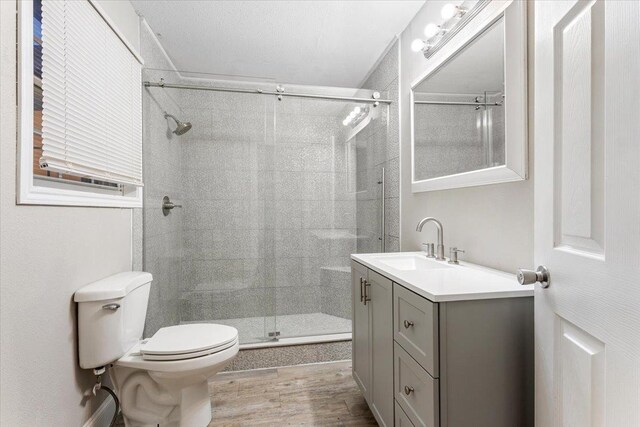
[352,260,534,427]
[351,260,394,427]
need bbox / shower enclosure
[142,69,390,346]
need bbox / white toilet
[74,272,238,427]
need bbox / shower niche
[410,1,527,192]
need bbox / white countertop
[351,252,533,302]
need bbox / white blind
[40,0,143,187]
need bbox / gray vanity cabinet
[351,260,394,427]
[351,261,370,398]
[352,261,534,427]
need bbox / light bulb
[411,39,426,52]
[343,119,349,126]
[424,23,440,39]
[441,3,458,20]
[348,112,356,119]
[354,107,362,114]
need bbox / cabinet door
[351,261,370,401]
[368,269,394,427]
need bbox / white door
[534,1,640,426]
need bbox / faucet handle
[422,243,435,258]
[448,247,465,264]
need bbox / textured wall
[399,2,534,272]
[140,23,184,336]
[357,40,401,253]
[0,1,138,425]
[175,87,357,333]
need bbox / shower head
[164,112,192,136]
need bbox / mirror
[411,2,527,192]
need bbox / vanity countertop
[351,252,533,302]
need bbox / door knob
[517,265,550,288]
[404,385,414,395]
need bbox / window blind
[40,0,143,187]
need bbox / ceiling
[132,0,425,88]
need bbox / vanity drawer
[394,283,439,376]
[395,401,415,427]
[394,342,439,427]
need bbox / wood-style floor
[208,361,378,426]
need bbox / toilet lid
[140,324,238,360]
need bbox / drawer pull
[403,320,414,328]
[404,385,414,395]
[359,278,364,302]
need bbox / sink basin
[372,254,452,271]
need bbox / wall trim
[83,397,116,427]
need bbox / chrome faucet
[416,217,445,261]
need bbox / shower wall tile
[182,139,257,171]
[385,197,400,238]
[385,236,400,253]
[275,286,321,315]
[181,259,245,291]
[182,169,254,200]
[384,157,399,199]
[304,172,335,201]
[141,17,184,337]
[356,40,400,256]
[183,229,264,260]
[304,144,335,172]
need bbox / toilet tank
[74,272,152,369]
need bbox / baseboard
[83,396,116,427]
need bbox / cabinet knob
[404,385,414,395]
[403,320,414,329]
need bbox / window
[18,0,143,207]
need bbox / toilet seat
[140,324,238,361]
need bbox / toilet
[74,272,238,427]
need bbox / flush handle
[517,266,550,288]
[102,303,120,311]
[403,320,414,329]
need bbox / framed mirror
[411,0,527,192]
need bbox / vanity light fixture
[411,0,490,59]
[440,3,465,20]
[423,23,442,39]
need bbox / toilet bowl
[111,324,239,427]
[74,272,239,427]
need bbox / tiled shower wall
[357,40,400,253]
[178,92,357,327]
[140,25,184,336]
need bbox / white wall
[399,1,534,272]
[0,1,140,425]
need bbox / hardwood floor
[208,361,378,426]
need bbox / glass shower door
[169,82,276,345]
[269,86,389,340]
